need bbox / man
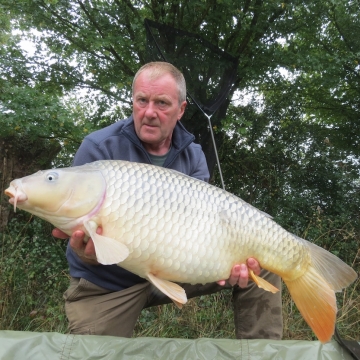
[53,62,282,338]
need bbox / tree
[0,28,85,230]
[1,0,359,238]
[0,1,312,171]
[218,80,360,262]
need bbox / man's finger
[247,258,261,276]
[237,264,249,288]
[228,264,241,286]
[52,228,68,239]
[70,230,86,250]
[84,238,96,258]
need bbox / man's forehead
[135,70,175,85]
[133,73,178,98]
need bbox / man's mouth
[143,123,158,129]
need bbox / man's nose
[144,102,157,118]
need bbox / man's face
[132,70,186,154]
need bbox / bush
[0,216,69,332]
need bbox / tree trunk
[0,136,61,232]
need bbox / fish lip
[4,188,15,198]
[4,185,28,212]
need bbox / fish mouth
[4,184,28,212]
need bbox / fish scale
[4,159,358,343]
[92,160,307,282]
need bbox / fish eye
[46,172,59,182]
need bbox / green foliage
[0,217,69,332]
[218,95,360,264]
[2,0,360,169]
[1,83,73,140]
[0,24,130,168]
[0,30,80,166]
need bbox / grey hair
[132,62,187,104]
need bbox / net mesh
[144,19,238,181]
[145,19,238,116]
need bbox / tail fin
[284,239,357,343]
[304,240,358,292]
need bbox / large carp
[5,160,357,343]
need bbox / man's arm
[73,138,109,166]
[189,146,210,182]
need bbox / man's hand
[52,228,100,265]
[217,258,261,288]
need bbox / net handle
[187,92,225,190]
[205,113,226,190]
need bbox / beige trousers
[64,270,283,339]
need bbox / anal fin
[249,270,280,294]
[172,300,184,310]
[147,273,187,308]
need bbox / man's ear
[178,101,187,120]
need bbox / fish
[4,159,358,343]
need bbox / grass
[1,219,359,341]
[134,291,236,339]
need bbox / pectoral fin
[84,221,129,265]
[147,273,187,309]
[249,270,279,294]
